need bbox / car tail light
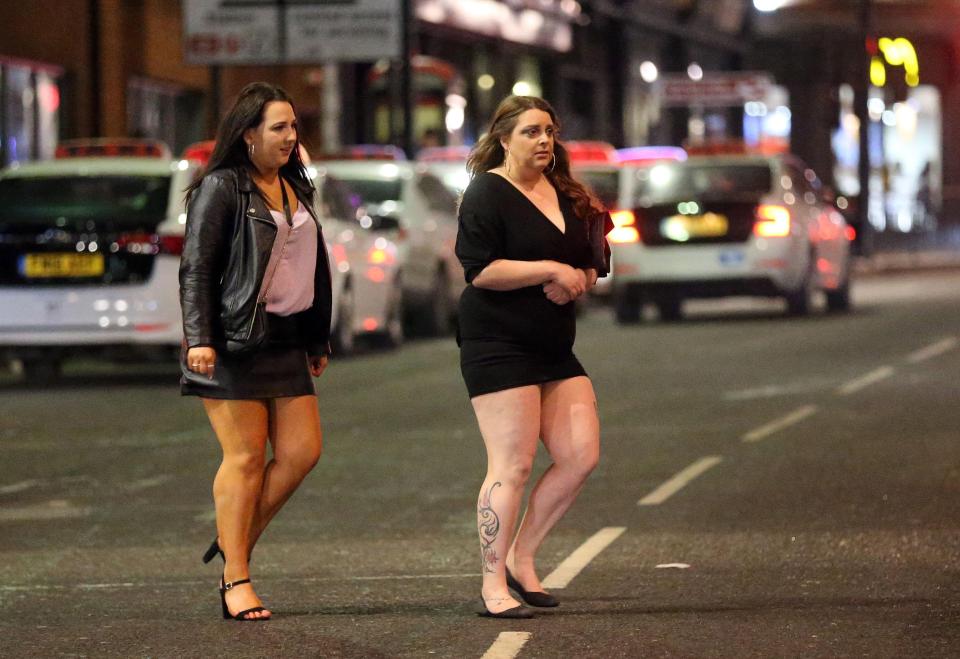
[114,232,184,255]
[158,234,185,255]
[608,209,640,243]
[754,204,791,238]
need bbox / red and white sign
[659,72,773,107]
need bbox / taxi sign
[20,253,105,278]
[56,139,171,159]
[316,145,408,161]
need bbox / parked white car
[607,154,853,323]
[319,149,463,336]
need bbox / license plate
[20,253,105,278]
[660,213,729,241]
[718,249,746,266]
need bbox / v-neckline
[489,172,567,235]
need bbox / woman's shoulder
[462,171,506,203]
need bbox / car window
[0,175,171,228]
[417,173,457,213]
[576,169,619,208]
[338,177,402,206]
[632,163,772,204]
[320,176,357,221]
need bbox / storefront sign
[416,0,577,52]
[183,0,401,65]
[659,72,773,107]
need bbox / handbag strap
[257,178,294,303]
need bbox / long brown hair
[467,95,604,222]
[185,82,313,203]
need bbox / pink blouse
[259,204,318,316]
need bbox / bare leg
[203,398,271,620]
[247,395,323,551]
[507,376,600,591]
[471,385,541,614]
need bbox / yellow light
[878,36,919,87]
[870,56,886,87]
[610,209,636,228]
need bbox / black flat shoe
[506,568,559,608]
[202,537,224,564]
[220,577,270,621]
[477,600,535,619]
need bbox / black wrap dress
[455,172,595,398]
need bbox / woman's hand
[309,354,329,378]
[582,268,598,291]
[550,263,587,299]
[186,346,217,378]
[543,281,573,305]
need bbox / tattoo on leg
[478,481,502,574]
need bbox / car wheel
[21,356,62,385]
[410,268,453,337]
[655,295,683,322]
[331,281,356,355]
[785,255,816,316]
[372,276,405,349]
[613,286,641,324]
[826,270,852,313]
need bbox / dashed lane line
[481,632,532,659]
[906,337,958,364]
[836,366,895,396]
[741,405,818,443]
[541,526,627,589]
[637,457,723,506]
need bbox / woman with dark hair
[456,95,612,618]
[180,82,333,621]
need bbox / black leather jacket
[179,167,332,356]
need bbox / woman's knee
[224,449,266,476]
[491,457,535,488]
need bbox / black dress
[456,172,594,398]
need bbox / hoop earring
[544,152,556,174]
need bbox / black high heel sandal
[219,577,270,621]
[202,537,223,564]
[203,537,252,564]
[506,567,559,608]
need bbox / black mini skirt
[180,313,315,400]
[459,338,587,398]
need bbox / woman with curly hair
[455,95,612,618]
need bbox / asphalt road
[2,270,960,658]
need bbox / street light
[754,0,786,11]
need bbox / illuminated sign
[416,0,580,52]
[871,37,919,88]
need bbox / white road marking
[0,500,91,522]
[541,527,627,589]
[0,572,484,593]
[0,479,41,495]
[655,563,691,569]
[481,632,532,659]
[638,456,723,506]
[837,366,895,396]
[741,405,818,443]
[124,475,172,492]
[906,337,958,364]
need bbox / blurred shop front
[340,0,620,152]
[750,5,960,243]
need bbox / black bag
[587,210,614,278]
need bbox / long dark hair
[186,82,313,202]
[466,95,604,222]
